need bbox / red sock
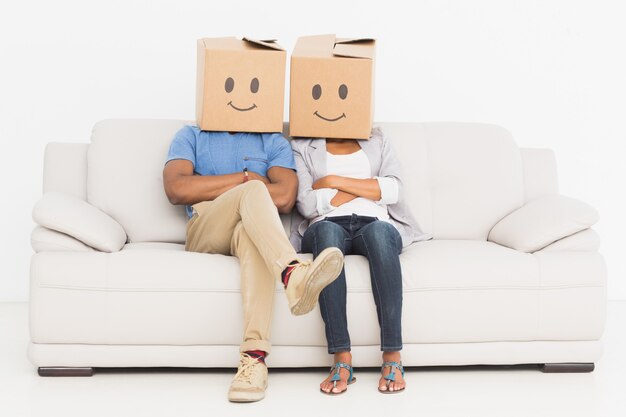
[245,350,266,364]
[281,261,299,288]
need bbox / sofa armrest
[32,191,127,252]
[536,228,601,253]
[31,225,95,253]
[488,195,599,253]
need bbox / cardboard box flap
[333,38,375,59]
[292,34,336,57]
[242,37,285,51]
[335,38,376,44]
[201,37,238,49]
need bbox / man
[163,126,344,402]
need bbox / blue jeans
[301,214,404,354]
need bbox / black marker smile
[228,101,258,112]
[314,111,346,122]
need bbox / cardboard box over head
[289,35,376,140]
[196,37,286,132]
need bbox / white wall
[1,0,624,301]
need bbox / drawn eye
[338,84,348,100]
[250,77,259,93]
[312,84,322,100]
[225,77,234,93]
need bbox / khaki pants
[185,180,298,355]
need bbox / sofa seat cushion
[122,242,186,251]
[29,240,606,346]
[390,241,605,343]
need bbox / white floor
[1,302,625,417]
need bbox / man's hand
[163,160,294,212]
[163,161,269,205]
[248,171,270,184]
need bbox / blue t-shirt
[165,125,296,218]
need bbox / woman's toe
[391,381,404,391]
[332,381,346,393]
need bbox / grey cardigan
[289,126,432,252]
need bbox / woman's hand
[331,190,358,207]
[314,175,381,201]
[312,175,341,190]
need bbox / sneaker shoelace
[292,260,312,273]
[233,354,262,384]
[283,260,312,288]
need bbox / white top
[311,149,399,224]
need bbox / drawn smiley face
[224,76,260,112]
[311,83,348,122]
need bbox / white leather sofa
[29,120,606,376]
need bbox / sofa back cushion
[376,122,524,240]
[87,120,525,243]
[88,119,189,243]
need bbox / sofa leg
[38,367,94,377]
[540,363,594,373]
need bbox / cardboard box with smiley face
[289,35,375,139]
[196,37,286,132]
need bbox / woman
[290,127,430,395]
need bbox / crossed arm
[312,175,382,207]
[163,160,297,214]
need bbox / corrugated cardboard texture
[290,35,375,140]
[196,37,286,133]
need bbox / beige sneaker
[227,353,268,403]
[285,247,344,316]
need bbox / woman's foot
[320,351,352,394]
[379,351,406,393]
